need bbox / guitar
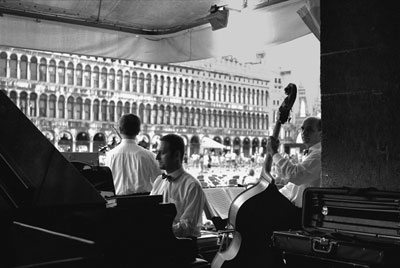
[211,83,297,268]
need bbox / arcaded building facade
[0,46,294,157]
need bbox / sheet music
[224,187,245,202]
[203,188,233,219]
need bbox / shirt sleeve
[104,151,111,167]
[149,176,163,195]
[273,150,321,186]
[172,183,205,238]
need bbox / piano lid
[0,91,105,209]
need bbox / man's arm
[273,150,321,185]
[173,184,205,237]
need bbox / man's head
[118,114,140,138]
[300,116,322,148]
[156,134,185,173]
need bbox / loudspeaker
[208,9,229,31]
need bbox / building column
[16,56,21,79]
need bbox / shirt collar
[165,167,184,181]
[307,142,321,154]
[120,139,136,144]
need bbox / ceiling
[0,0,319,63]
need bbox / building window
[49,60,56,83]
[213,84,217,101]
[10,54,18,78]
[101,100,107,121]
[132,72,137,92]
[20,92,28,114]
[139,103,145,122]
[67,62,74,85]
[152,105,158,124]
[49,94,56,118]
[39,58,47,82]
[9,91,17,104]
[166,77,171,95]
[116,101,123,119]
[39,94,47,117]
[124,102,130,114]
[58,61,65,84]
[207,83,211,100]
[58,96,65,118]
[146,74,151,94]
[153,75,158,94]
[30,57,37,81]
[101,67,107,89]
[115,69,121,90]
[76,64,83,86]
[184,79,189,98]
[110,68,116,90]
[84,99,91,120]
[109,101,115,122]
[0,52,7,77]
[165,106,171,125]
[124,71,130,92]
[93,99,100,121]
[20,55,28,79]
[190,81,194,98]
[223,85,227,102]
[146,104,151,123]
[178,78,183,97]
[29,93,37,117]
[93,66,99,88]
[75,97,83,120]
[84,65,91,87]
[67,96,74,119]
[159,105,164,124]
[139,73,145,93]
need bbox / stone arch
[190,135,200,156]
[76,131,90,152]
[93,132,106,152]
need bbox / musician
[267,116,322,218]
[104,114,161,195]
[150,134,206,239]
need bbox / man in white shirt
[267,116,322,210]
[150,134,206,239]
[105,114,161,195]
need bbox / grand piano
[0,91,208,268]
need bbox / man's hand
[266,136,279,156]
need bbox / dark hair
[160,134,185,162]
[119,114,140,136]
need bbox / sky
[263,33,321,113]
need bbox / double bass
[212,83,298,268]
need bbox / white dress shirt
[150,167,206,238]
[273,142,322,208]
[104,139,161,195]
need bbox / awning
[201,137,226,149]
[0,0,318,64]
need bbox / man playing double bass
[211,84,322,267]
[266,116,322,229]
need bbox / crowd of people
[103,112,322,254]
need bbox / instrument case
[271,187,400,267]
